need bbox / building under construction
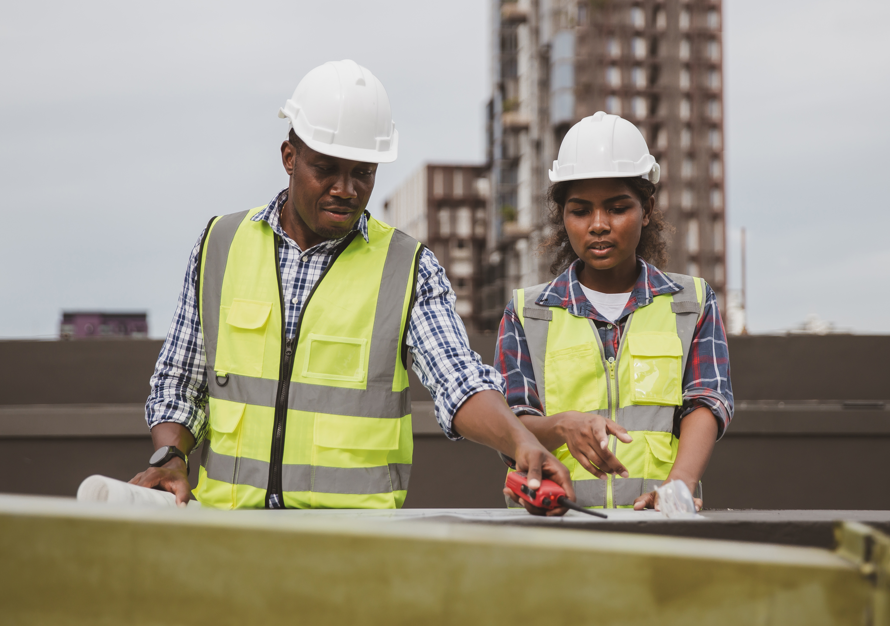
[483,0,727,328]
[383,164,491,332]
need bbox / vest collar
[536,258,684,321]
[251,188,372,250]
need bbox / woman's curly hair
[543,177,672,275]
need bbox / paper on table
[77,475,199,508]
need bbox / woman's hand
[633,475,703,512]
[552,411,634,479]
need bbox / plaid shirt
[495,259,733,438]
[146,189,503,443]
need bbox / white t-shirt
[579,284,633,323]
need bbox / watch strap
[150,445,189,472]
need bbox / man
[131,60,572,512]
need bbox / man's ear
[281,140,295,176]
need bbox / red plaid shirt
[495,259,733,438]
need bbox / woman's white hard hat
[278,60,398,163]
[549,111,659,184]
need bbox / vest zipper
[265,231,358,508]
[606,359,617,508]
[609,317,630,508]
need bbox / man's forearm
[667,407,718,489]
[150,422,196,456]
[451,390,539,458]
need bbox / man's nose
[330,173,357,199]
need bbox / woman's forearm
[516,413,566,451]
[668,406,718,490]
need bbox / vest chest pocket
[544,343,606,415]
[302,334,367,383]
[626,332,683,405]
[217,299,272,378]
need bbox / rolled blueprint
[77,475,198,508]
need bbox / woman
[498,112,733,514]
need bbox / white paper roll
[77,475,199,508]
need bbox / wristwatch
[149,445,189,472]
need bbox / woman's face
[563,177,652,274]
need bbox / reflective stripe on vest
[507,273,704,508]
[195,208,421,509]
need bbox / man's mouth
[321,206,356,221]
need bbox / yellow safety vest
[510,274,705,508]
[194,207,422,509]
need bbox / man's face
[281,137,377,246]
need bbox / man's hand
[131,423,196,507]
[452,390,574,516]
[129,457,192,507]
[553,411,633,479]
[502,433,575,516]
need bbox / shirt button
[292,297,299,304]
[608,357,615,363]
[606,324,613,329]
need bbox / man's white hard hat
[549,111,660,184]
[278,60,398,163]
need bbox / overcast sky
[1,0,888,338]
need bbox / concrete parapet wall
[0,495,873,625]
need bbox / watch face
[150,447,170,465]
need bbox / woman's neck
[577,257,640,294]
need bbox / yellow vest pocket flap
[314,414,400,450]
[226,299,272,330]
[209,400,246,434]
[627,333,683,357]
[645,433,675,463]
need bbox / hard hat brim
[548,169,654,183]
[296,128,399,164]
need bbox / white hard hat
[549,111,659,184]
[278,60,398,163]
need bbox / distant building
[60,312,148,339]
[383,164,491,332]
[486,0,728,328]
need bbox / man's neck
[279,200,326,250]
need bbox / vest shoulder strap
[514,281,554,411]
[663,272,706,375]
[199,209,257,371]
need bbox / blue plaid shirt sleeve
[407,248,506,440]
[145,230,210,444]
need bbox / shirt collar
[536,258,684,321]
[251,188,371,252]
